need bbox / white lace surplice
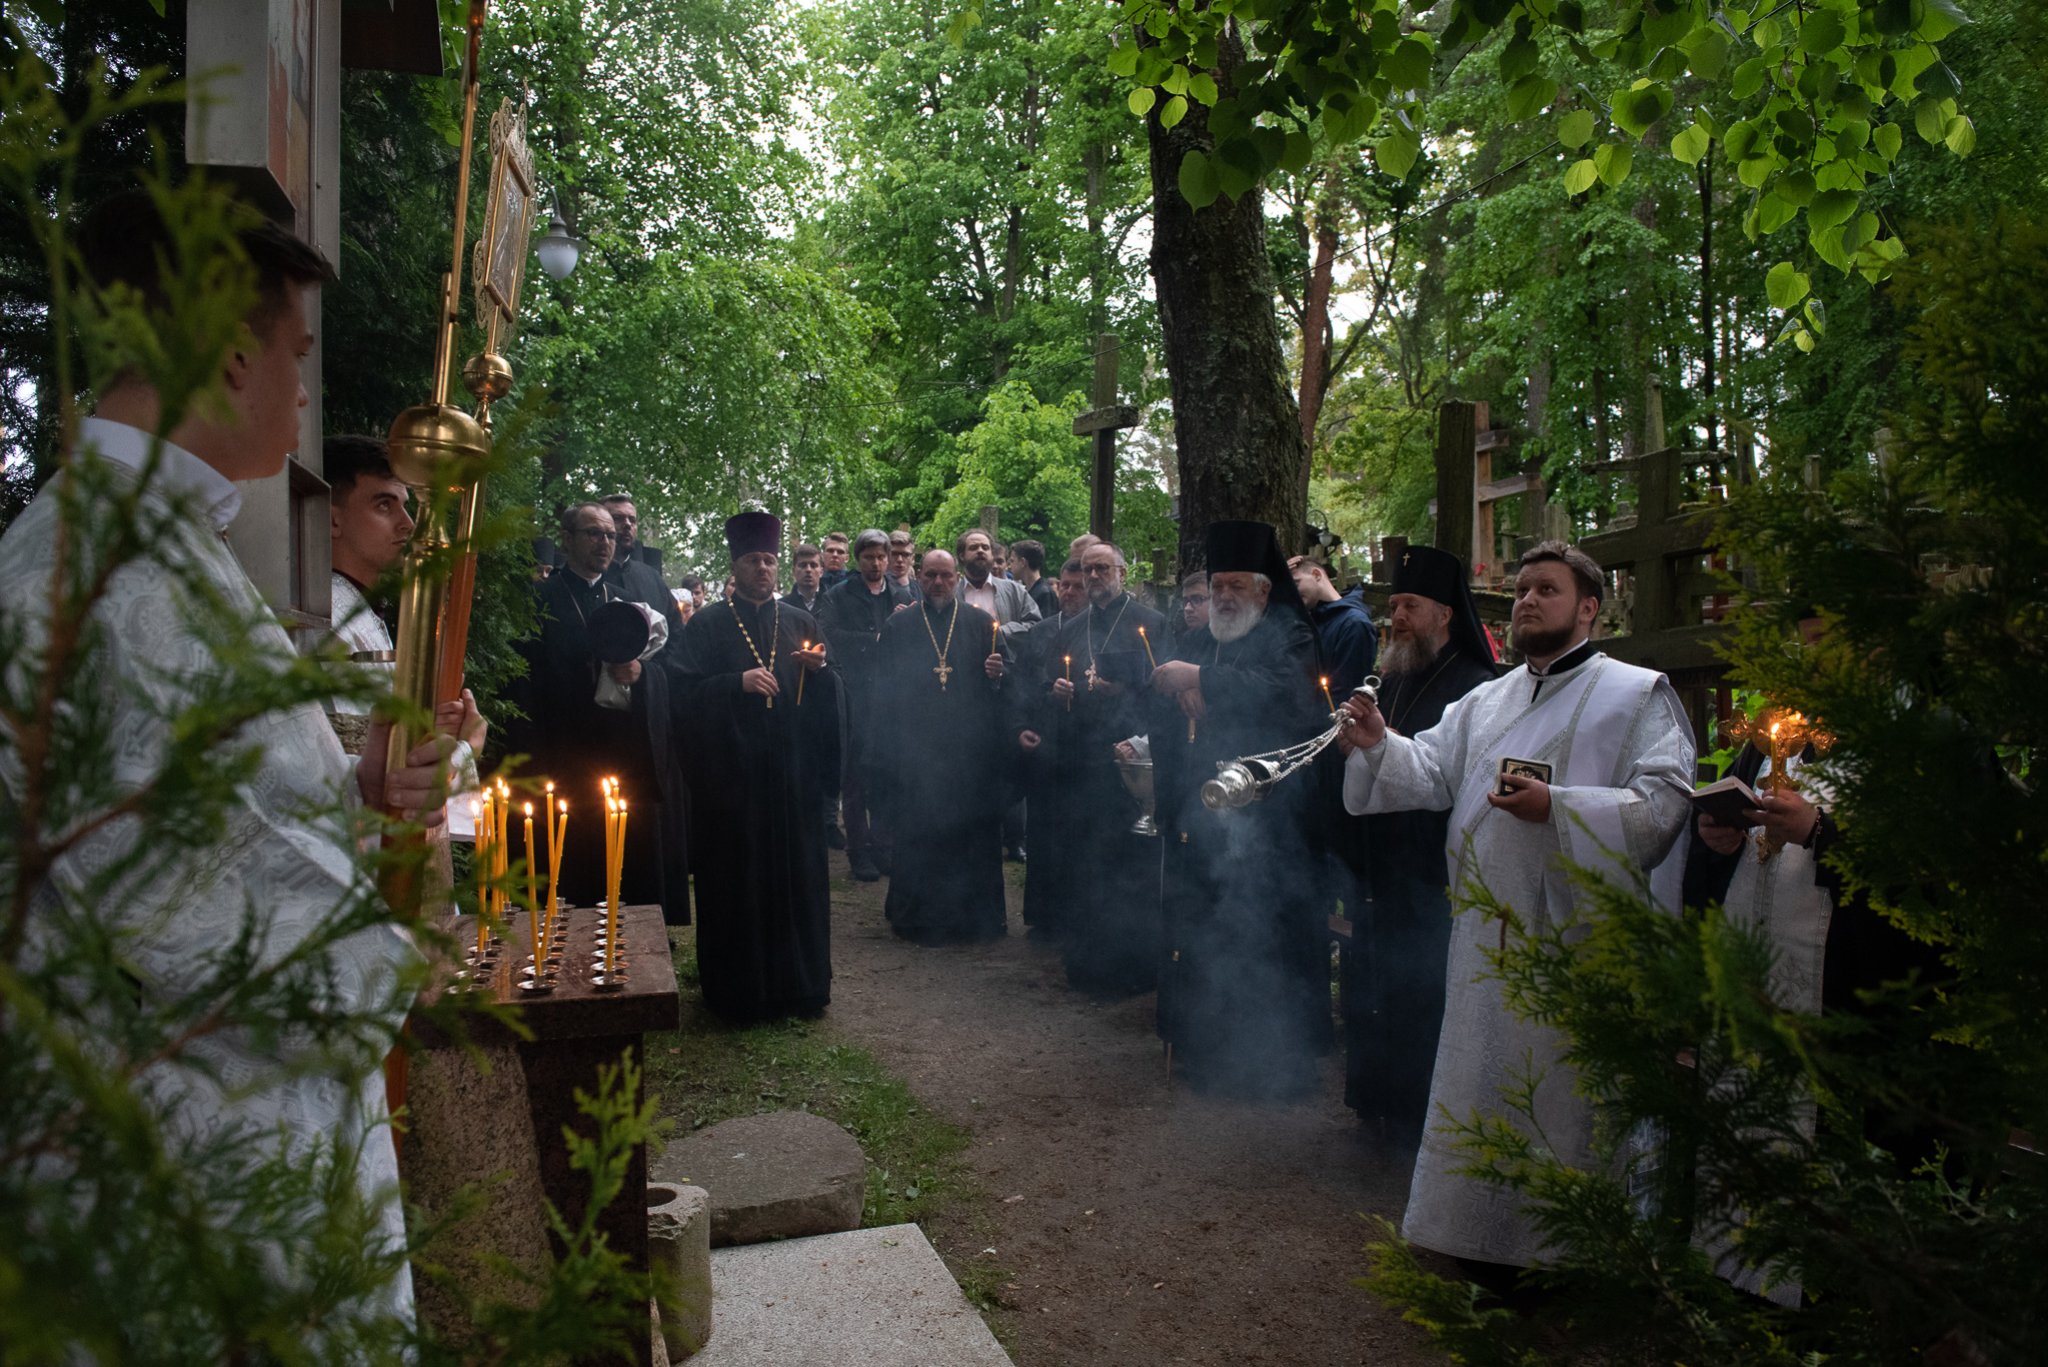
[1344,652,1695,1266]
[0,426,417,1322]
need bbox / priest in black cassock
[510,501,689,923]
[1147,521,1332,1098]
[1046,542,1166,995]
[1009,558,1089,942]
[673,512,840,1022]
[1336,544,1497,1144]
[875,549,1009,946]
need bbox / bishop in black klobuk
[1146,520,1333,1098]
[874,548,1010,945]
[1337,543,1499,1145]
[673,511,841,1021]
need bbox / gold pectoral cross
[933,660,953,689]
[1084,663,1101,692]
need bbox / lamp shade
[536,209,581,280]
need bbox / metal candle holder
[1200,677,1381,812]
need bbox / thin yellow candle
[1137,625,1157,669]
[494,779,510,913]
[472,795,488,955]
[545,799,567,962]
[1320,675,1336,713]
[991,620,1000,655]
[523,802,540,957]
[1063,654,1073,711]
[543,780,557,889]
[797,641,811,707]
[606,799,628,975]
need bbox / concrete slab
[652,1111,865,1247]
[689,1224,1012,1367]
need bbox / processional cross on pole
[1073,333,1141,542]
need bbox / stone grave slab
[690,1224,1012,1367]
[652,1111,864,1247]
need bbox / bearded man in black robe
[1043,541,1166,995]
[1147,521,1332,1098]
[875,549,1009,946]
[1337,544,1498,1144]
[672,513,840,1022]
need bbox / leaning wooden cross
[1072,332,1140,543]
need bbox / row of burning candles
[470,776,632,991]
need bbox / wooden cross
[933,660,953,689]
[1072,333,1141,542]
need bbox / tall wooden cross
[1072,333,1140,542]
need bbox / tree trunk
[1295,165,1340,472]
[1147,27,1308,571]
[1083,142,1107,336]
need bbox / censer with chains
[1200,677,1382,811]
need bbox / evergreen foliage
[1359,215,2048,1365]
[0,43,650,1361]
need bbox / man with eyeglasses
[509,501,690,924]
[600,493,685,680]
[1041,542,1165,994]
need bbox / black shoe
[824,825,846,850]
[849,854,881,882]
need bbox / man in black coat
[1336,544,1498,1146]
[817,529,915,881]
[601,493,685,660]
[510,501,690,924]
[673,513,840,1022]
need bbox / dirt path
[818,851,1446,1367]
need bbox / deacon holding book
[1339,539,1694,1272]
[874,550,1010,945]
[673,513,839,1022]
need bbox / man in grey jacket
[954,528,1041,629]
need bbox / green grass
[644,933,988,1252]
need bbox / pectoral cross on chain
[1084,663,1101,692]
[933,660,953,689]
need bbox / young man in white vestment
[1338,540,1695,1274]
[0,190,474,1327]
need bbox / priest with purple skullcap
[673,511,840,1022]
[1145,519,1332,1099]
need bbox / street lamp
[536,198,581,280]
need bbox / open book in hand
[1691,775,1764,828]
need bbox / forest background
[7,0,2042,585]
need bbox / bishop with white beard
[1147,521,1332,1100]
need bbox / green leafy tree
[1361,214,2048,1365]
[817,0,1157,534]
